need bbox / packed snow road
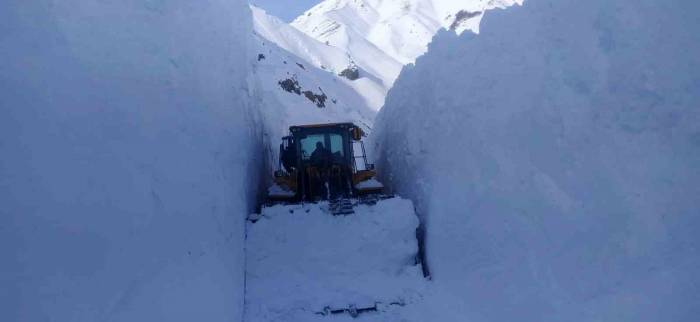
[244,197,428,322]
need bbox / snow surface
[373,0,700,321]
[0,1,260,321]
[245,197,427,322]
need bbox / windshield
[300,133,345,160]
[300,134,325,160]
[329,134,344,156]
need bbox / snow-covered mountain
[252,5,390,111]
[292,0,523,76]
[254,0,522,112]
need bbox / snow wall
[0,1,260,321]
[373,0,700,321]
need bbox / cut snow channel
[244,197,427,322]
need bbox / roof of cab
[289,122,357,131]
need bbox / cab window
[329,134,344,156]
[300,134,325,160]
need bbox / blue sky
[249,0,320,22]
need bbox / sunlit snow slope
[292,0,523,78]
[252,5,389,111]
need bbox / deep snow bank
[0,1,259,321]
[373,0,700,321]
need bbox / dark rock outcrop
[339,65,360,81]
[278,78,327,108]
[302,89,328,108]
[449,10,482,31]
[278,78,301,95]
